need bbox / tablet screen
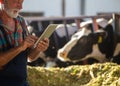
[33,24,59,48]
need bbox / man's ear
[0,0,4,10]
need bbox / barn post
[62,0,65,17]
[80,0,85,15]
[111,14,120,59]
[75,19,81,30]
[63,20,70,42]
[92,17,99,32]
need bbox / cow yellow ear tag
[98,36,102,43]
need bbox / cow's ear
[89,31,107,44]
[96,31,107,43]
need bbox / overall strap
[17,16,31,54]
[17,15,29,39]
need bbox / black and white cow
[57,18,120,65]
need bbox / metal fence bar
[24,15,113,22]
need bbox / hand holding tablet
[33,24,59,48]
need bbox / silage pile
[27,62,120,86]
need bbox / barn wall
[22,0,120,17]
[85,0,120,15]
[22,0,81,17]
[23,0,61,16]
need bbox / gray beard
[4,8,19,18]
[2,4,20,18]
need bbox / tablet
[33,24,59,48]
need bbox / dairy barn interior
[16,0,120,86]
[19,0,120,67]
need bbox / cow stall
[24,14,120,67]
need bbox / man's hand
[28,38,49,62]
[35,38,49,52]
[20,35,37,51]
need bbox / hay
[27,62,120,86]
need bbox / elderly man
[0,0,49,86]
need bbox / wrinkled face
[57,25,107,62]
[3,0,23,18]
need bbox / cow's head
[57,20,109,63]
